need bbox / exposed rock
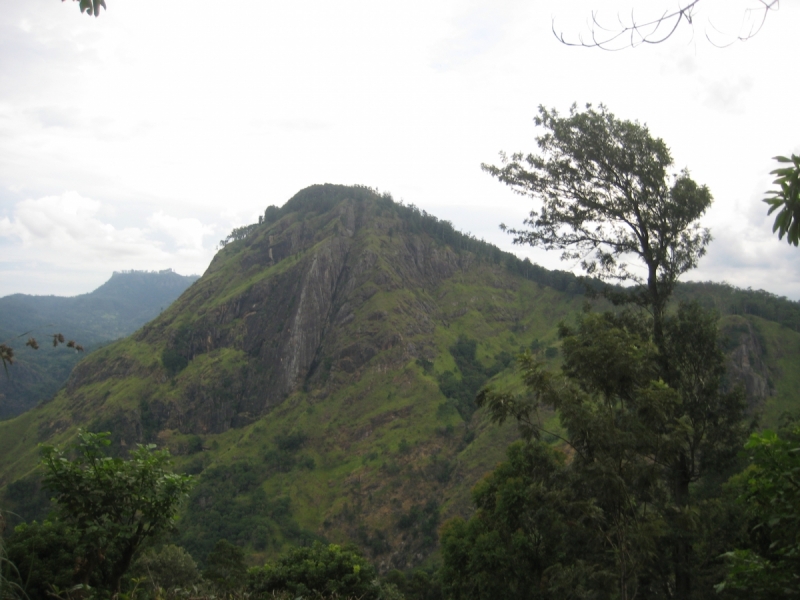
[722,317,773,408]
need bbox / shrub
[247,542,380,599]
[130,544,200,591]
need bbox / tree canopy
[38,430,193,594]
[483,103,712,348]
[467,303,748,599]
[718,426,800,598]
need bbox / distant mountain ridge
[1,185,798,571]
[0,269,199,419]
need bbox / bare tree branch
[554,1,779,50]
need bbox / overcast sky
[1,0,798,299]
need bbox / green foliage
[264,430,314,473]
[68,0,106,17]
[130,544,200,591]
[0,269,196,420]
[264,205,280,224]
[161,348,188,376]
[441,441,612,600]
[247,541,382,599]
[436,336,507,422]
[220,223,260,248]
[4,519,88,600]
[203,539,246,592]
[764,154,800,246]
[396,500,440,549]
[274,430,307,452]
[1,510,26,600]
[718,427,800,597]
[415,357,434,375]
[474,304,748,598]
[0,476,52,530]
[383,568,443,600]
[178,462,318,558]
[160,322,193,377]
[39,430,193,594]
[484,103,713,348]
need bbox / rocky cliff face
[721,316,774,408]
[60,190,479,437]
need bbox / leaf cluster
[64,0,105,17]
[38,430,193,593]
[718,427,800,597]
[764,154,800,246]
[247,542,383,600]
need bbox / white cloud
[0,192,213,296]
[4,192,149,255]
[148,211,214,253]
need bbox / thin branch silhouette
[554,1,779,50]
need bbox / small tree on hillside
[39,430,193,594]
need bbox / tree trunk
[673,456,692,598]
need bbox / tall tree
[483,103,712,351]
[473,305,748,598]
[476,102,754,598]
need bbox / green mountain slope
[0,269,199,419]
[1,184,798,571]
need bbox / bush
[3,520,85,600]
[203,539,246,592]
[247,542,381,599]
[161,348,188,376]
[130,544,200,591]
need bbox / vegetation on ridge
[0,178,799,599]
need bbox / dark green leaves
[483,103,712,291]
[764,154,800,246]
[64,0,106,17]
[38,430,193,593]
[483,104,712,351]
[247,541,381,599]
[718,427,800,597]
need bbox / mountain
[0,269,199,419]
[1,184,798,571]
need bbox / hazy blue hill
[0,269,199,419]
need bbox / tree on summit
[482,103,712,351]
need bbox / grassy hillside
[1,184,798,572]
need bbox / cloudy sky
[1,0,798,299]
